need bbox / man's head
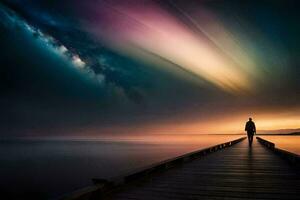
[249,117,252,121]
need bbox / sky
[1,0,300,138]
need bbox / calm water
[259,135,300,155]
[0,135,240,199]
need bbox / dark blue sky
[1,0,300,137]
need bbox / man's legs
[249,134,253,145]
[247,132,250,144]
[247,132,253,145]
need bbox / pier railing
[256,137,300,166]
[61,137,246,200]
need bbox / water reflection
[259,136,300,155]
[0,135,240,199]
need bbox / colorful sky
[1,0,300,137]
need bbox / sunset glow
[1,1,300,199]
[1,0,299,137]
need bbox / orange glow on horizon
[118,110,300,135]
[70,109,300,138]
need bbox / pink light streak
[80,0,257,93]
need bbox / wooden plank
[106,138,300,200]
[60,137,246,200]
[257,136,300,165]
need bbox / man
[245,118,256,145]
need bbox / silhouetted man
[245,118,256,145]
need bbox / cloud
[79,0,259,94]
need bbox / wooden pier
[63,137,300,200]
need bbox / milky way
[1,0,300,137]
